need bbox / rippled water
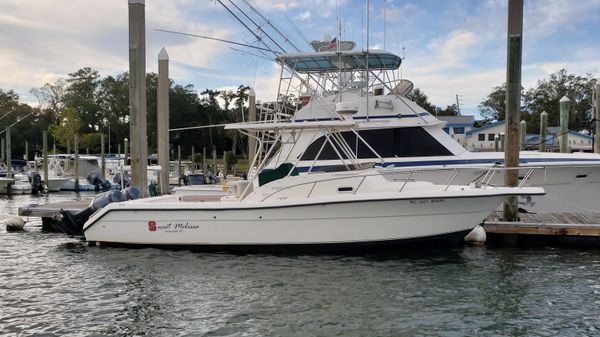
[1,193,600,336]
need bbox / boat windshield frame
[228,121,384,199]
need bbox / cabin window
[300,127,453,160]
[488,133,495,141]
[478,134,485,141]
[442,127,450,134]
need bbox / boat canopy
[276,50,402,73]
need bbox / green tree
[407,88,437,115]
[64,67,101,134]
[523,69,597,134]
[436,104,460,116]
[97,73,129,153]
[478,83,507,122]
[80,133,103,153]
[49,107,81,148]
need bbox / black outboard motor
[87,171,112,191]
[113,172,131,188]
[28,171,45,195]
[54,187,144,235]
[123,186,142,201]
[206,171,219,184]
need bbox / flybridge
[276,50,403,73]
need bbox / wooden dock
[18,199,91,230]
[484,211,600,246]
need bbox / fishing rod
[155,29,276,54]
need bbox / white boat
[44,178,70,192]
[251,47,600,213]
[81,120,544,250]
[42,155,117,191]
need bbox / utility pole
[455,94,462,116]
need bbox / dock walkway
[484,211,600,246]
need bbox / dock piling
[74,134,79,191]
[519,120,526,150]
[157,46,170,195]
[177,145,182,186]
[128,0,148,196]
[43,131,48,189]
[594,83,600,154]
[101,134,105,177]
[203,147,207,173]
[6,127,11,178]
[559,96,570,153]
[503,0,523,221]
[540,111,548,152]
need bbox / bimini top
[276,50,402,73]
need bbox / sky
[1,0,599,118]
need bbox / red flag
[327,37,337,49]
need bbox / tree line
[0,67,251,162]
[0,67,596,162]
[410,68,597,133]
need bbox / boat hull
[83,195,507,248]
[45,178,70,192]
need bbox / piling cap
[541,111,548,116]
[129,0,145,4]
[520,120,526,124]
[560,96,570,103]
[158,47,169,61]
[248,88,255,97]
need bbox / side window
[488,133,495,141]
[300,127,453,160]
[442,127,450,134]
[478,134,485,141]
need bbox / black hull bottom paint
[89,229,472,253]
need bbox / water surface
[1,193,599,336]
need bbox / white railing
[258,166,542,202]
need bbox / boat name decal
[148,221,200,233]
[409,199,445,204]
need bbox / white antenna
[365,0,370,121]
[383,0,386,50]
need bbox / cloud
[295,11,312,21]
[525,0,600,37]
